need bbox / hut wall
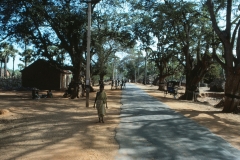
[21,62,61,90]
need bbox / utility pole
[144,51,148,85]
[113,57,115,80]
[135,70,136,83]
[86,1,91,107]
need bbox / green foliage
[204,62,223,84]
[8,69,21,77]
[0,0,235,88]
[19,49,35,67]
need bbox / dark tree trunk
[99,73,104,85]
[180,67,199,101]
[206,0,240,112]
[70,62,82,99]
[12,56,15,77]
[222,71,240,113]
[180,54,211,100]
[25,59,28,68]
[158,76,166,91]
[181,83,198,100]
[4,57,7,77]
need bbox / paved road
[115,83,240,160]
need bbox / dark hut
[21,59,71,90]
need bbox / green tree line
[0,0,240,112]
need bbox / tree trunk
[12,56,15,77]
[70,63,81,99]
[222,72,240,113]
[158,77,166,91]
[181,84,198,101]
[99,73,104,86]
[4,57,7,77]
[25,60,27,68]
[180,53,211,101]
[179,67,201,101]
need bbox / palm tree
[11,55,16,77]
[19,49,34,68]
[0,42,18,77]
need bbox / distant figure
[93,84,108,123]
[41,90,53,98]
[111,79,114,89]
[47,90,53,98]
[115,79,118,89]
[120,78,124,90]
[32,88,40,99]
[117,79,120,86]
[122,79,126,89]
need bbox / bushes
[209,78,225,92]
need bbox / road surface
[115,83,240,160]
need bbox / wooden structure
[21,59,71,90]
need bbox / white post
[135,70,136,83]
[144,51,148,85]
[113,58,115,80]
[86,1,91,107]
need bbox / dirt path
[1,83,240,160]
[0,85,121,160]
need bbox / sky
[7,52,126,70]
[7,55,23,70]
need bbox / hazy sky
[8,55,23,70]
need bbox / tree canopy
[1,0,240,111]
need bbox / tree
[119,49,145,82]
[206,0,240,112]
[129,0,214,97]
[129,1,183,89]
[18,64,25,71]
[0,42,18,77]
[0,0,102,98]
[91,9,135,81]
[19,49,35,68]
[159,1,214,100]
[11,54,16,77]
[0,0,136,98]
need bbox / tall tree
[0,0,135,98]
[0,0,101,98]
[129,0,214,97]
[11,54,16,77]
[91,1,135,81]
[19,49,35,68]
[206,0,240,112]
[160,1,214,100]
[0,42,18,77]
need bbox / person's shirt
[96,90,107,103]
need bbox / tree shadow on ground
[0,85,121,160]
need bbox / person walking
[93,84,108,123]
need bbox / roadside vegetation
[0,0,239,113]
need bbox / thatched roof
[20,59,71,74]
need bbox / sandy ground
[0,85,121,160]
[0,83,240,160]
